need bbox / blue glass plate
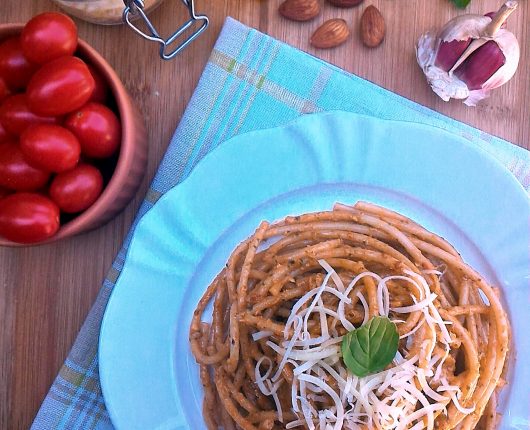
[100,112,529,430]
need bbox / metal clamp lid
[122,0,208,60]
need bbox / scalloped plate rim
[99,111,529,430]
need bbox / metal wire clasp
[123,0,208,60]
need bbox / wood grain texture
[0,0,528,428]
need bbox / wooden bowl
[0,24,148,246]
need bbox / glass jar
[52,0,209,60]
[52,0,164,25]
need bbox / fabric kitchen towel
[32,16,530,430]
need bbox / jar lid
[53,0,209,60]
[123,0,209,60]
[53,0,163,25]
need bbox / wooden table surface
[1,0,528,428]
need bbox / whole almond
[326,0,364,7]
[360,5,385,48]
[279,0,321,22]
[310,19,350,49]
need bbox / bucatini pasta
[189,202,510,430]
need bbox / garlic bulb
[416,1,520,106]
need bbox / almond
[360,5,385,48]
[310,19,350,49]
[326,0,364,7]
[279,0,321,22]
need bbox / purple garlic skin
[453,41,506,91]
[435,39,472,72]
[416,1,520,106]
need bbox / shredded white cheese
[253,260,466,429]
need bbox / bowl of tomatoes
[0,12,148,246]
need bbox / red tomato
[21,12,78,65]
[50,163,103,213]
[0,192,60,243]
[0,37,38,90]
[20,124,80,173]
[65,102,121,158]
[26,56,95,116]
[0,76,11,103]
[87,65,108,104]
[0,94,61,136]
[0,186,11,199]
[0,121,12,144]
[0,141,50,191]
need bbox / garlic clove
[435,39,472,72]
[453,41,505,90]
[447,37,489,73]
[463,30,519,106]
[481,30,520,91]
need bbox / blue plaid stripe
[179,25,256,181]
[31,17,530,430]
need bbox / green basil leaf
[452,0,471,9]
[341,316,399,377]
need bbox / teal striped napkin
[31,17,530,430]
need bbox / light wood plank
[0,0,527,428]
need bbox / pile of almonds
[279,0,385,49]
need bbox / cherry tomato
[0,94,61,136]
[0,121,12,144]
[65,102,120,158]
[87,65,108,104]
[50,163,103,213]
[21,12,78,65]
[0,37,38,90]
[0,76,11,103]
[20,124,80,173]
[0,186,11,199]
[26,56,95,116]
[0,141,50,191]
[0,192,60,243]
